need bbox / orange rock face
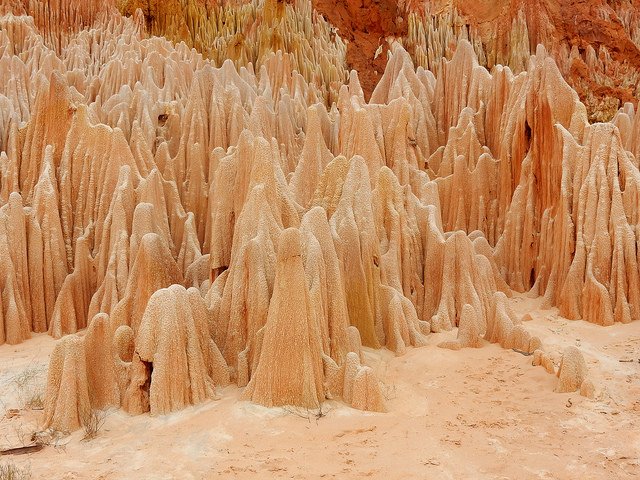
[0,0,115,51]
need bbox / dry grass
[377,360,397,401]
[0,462,31,480]
[282,404,328,424]
[10,367,45,411]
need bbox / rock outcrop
[555,346,592,396]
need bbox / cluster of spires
[0,2,634,432]
[6,0,640,120]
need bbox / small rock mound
[555,346,592,396]
[438,304,482,350]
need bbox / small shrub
[32,428,69,452]
[380,381,397,401]
[81,409,108,441]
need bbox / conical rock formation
[242,228,324,409]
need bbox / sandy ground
[1,294,639,479]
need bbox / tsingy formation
[1,2,632,433]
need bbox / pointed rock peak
[242,227,324,409]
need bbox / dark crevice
[524,119,532,153]
[529,267,536,289]
[141,359,153,413]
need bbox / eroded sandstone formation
[555,346,592,396]
[1,0,629,433]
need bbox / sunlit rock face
[1,0,634,432]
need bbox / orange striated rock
[532,349,557,375]
[438,303,483,350]
[119,0,348,105]
[0,0,116,52]
[42,335,91,432]
[103,0,640,118]
[136,284,229,415]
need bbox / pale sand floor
[1,294,638,479]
